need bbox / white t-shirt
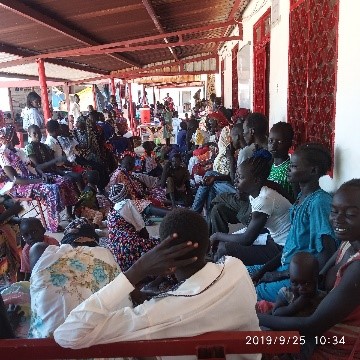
[237,143,256,168]
[69,102,81,122]
[21,107,45,130]
[249,186,291,246]
[45,135,63,159]
[54,256,260,360]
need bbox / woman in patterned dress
[0,125,76,232]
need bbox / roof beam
[114,53,217,77]
[142,0,179,61]
[0,0,141,68]
[0,21,234,69]
[0,72,68,82]
[0,43,110,75]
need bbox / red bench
[0,331,300,359]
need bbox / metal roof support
[127,82,135,135]
[141,0,179,61]
[110,78,116,96]
[0,0,141,68]
[36,58,51,123]
[0,21,235,69]
[113,53,217,77]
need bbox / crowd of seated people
[0,91,359,360]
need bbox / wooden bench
[0,331,300,359]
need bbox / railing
[0,331,300,359]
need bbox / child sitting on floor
[257,252,326,316]
[20,218,58,280]
[74,170,104,228]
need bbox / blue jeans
[246,264,290,302]
[191,171,236,214]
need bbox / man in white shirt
[54,208,260,360]
[45,120,64,159]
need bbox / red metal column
[128,82,134,134]
[92,84,97,110]
[36,58,51,122]
[110,78,116,96]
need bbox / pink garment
[20,235,58,273]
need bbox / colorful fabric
[107,167,164,208]
[25,142,56,171]
[20,235,59,274]
[113,199,145,231]
[29,244,120,338]
[76,184,99,210]
[267,158,292,197]
[72,126,102,163]
[0,147,78,232]
[108,183,128,204]
[79,207,103,227]
[101,208,160,271]
[212,126,230,175]
[0,125,16,145]
[0,222,20,286]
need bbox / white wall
[220,0,289,127]
[322,0,360,192]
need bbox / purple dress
[0,147,78,232]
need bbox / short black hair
[26,91,41,108]
[27,124,41,133]
[46,119,60,133]
[291,252,319,277]
[142,141,156,152]
[159,208,209,257]
[20,217,43,230]
[295,143,332,176]
[172,153,182,161]
[270,122,294,143]
[240,149,272,182]
[180,121,187,130]
[338,179,360,192]
[86,170,100,185]
[245,112,269,136]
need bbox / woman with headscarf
[20,92,46,137]
[72,116,110,192]
[101,184,160,271]
[0,125,75,232]
[27,217,120,338]
[107,153,167,208]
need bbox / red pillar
[36,59,51,122]
[92,84,97,110]
[110,78,116,96]
[128,82,134,134]
[64,83,70,112]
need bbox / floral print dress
[101,207,160,271]
[29,244,120,338]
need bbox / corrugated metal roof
[0,0,249,82]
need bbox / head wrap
[0,125,15,145]
[108,184,128,204]
[208,111,229,129]
[61,217,99,245]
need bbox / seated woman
[25,124,81,212]
[210,150,291,266]
[109,121,132,159]
[107,153,166,207]
[0,125,74,232]
[28,218,120,338]
[141,141,162,178]
[72,116,109,193]
[101,184,161,271]
[259,179,360,359]
[251,143,337,302]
